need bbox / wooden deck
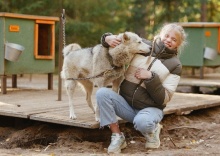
[1,74,220,129]
[179,73,220,88]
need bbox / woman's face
[161,30,181,50]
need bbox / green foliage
[208,0,220,22]
[62,0,131,47]
[0,0,219,60]
[8,0,61,16]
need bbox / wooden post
[57,9,65,101]
[12,74,17,88]
[48,73,53,90]
[1,75,7,94]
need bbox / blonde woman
[97,23,187,154]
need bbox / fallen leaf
[130,140,136,144]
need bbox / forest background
[0,0,220,66]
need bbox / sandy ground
[0,74,220,156]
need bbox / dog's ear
[123,32,130,41]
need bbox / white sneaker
[145,123,162,149]
[107,133,127,154]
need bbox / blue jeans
[96,87,164,135]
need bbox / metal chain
[67,73,103,81]
[67,67,116,80]
[61,9,66,47]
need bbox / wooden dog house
[179,22,220,78]
[0,12,59,94]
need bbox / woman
[96,23,187,154]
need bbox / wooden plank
[29,107,99,128]
[0,12,59,21]
[164,93,220,115]
[30,109,125,129]
[30,114,99,128]
[180,22,220,27]
[179,73,220,87]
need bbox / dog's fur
[61,32,151,121]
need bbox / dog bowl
[5,43,25,62]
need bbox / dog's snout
[149,46,152,51]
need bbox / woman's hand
[105,35,121,48]
[135,68,152,79]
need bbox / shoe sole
[145,142,160,149]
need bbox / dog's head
[120,32,151,54]
[109,32,151,67]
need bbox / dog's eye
[138,41,141,44]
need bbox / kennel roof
[0,12,59,21]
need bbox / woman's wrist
[101,32,112,48]
[146,72,155,81]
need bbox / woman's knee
[133,116,155,134]
[96,87,109,99]
[96,87,114,108]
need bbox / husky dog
[61,32,151,121]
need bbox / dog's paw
[95,117,100,122]
[95,107,100,122]
[70,114,77,120]
[95,114,100,122]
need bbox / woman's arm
[101,33,121,48]
[144,69,181,106]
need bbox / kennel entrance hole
[34,20,55,60]
[38,24,52,56]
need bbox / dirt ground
[1,73,220,156]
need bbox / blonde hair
[157,23,187,52]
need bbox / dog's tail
[63,43,81,57]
